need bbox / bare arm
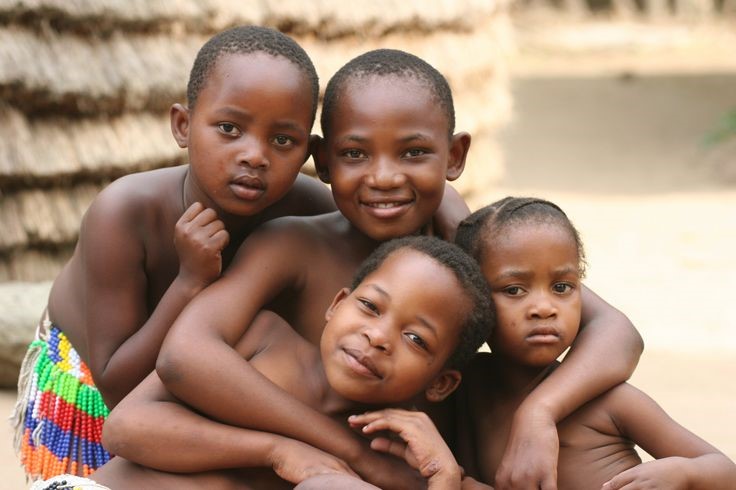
[156,225,422,489]
[432,184,470,241]
[103,371,356,484]
[495,286,643,489]
[83,185,227,408]
[602,384,736,489]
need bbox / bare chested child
[137,49,643,488]
[12,25,337,480]
[67,236,493,490]
[454,197,736,489]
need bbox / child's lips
[526,326,560,345]
[342,348,383,379]
[360,198,413,219]
[230,175,265,200]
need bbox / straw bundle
[0,106,185,188]
[1,184,101,252]
[0,0,500,37]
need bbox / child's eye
[342,149,366,159]
[503,286,524,296]
[405,332,428,350]
[217,123,241,136]
[403,148,427,158]
[552,283,574,294]
[358,298,379,314]
[272,135,294,148]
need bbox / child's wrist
[174,272,210,296]
[516,397,558,424]
[429,465,462,489]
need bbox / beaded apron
[13,319,111,480]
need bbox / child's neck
[491,353,558,397]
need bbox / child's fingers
[361,409,431,436]
[601,470,635,490]
[179,201,205,222]
[202,219,226,238]
[348,411,386,426]
[187,206,220,227]
[370,436,408,460]
[210,229,230,250]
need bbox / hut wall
[0,0,512,386]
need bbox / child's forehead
[212,51,307,82]
[366,249,456,289]
[341,73,436,103]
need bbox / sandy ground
[2,19,735,490]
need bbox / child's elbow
[156,327,196,387]
[155,349,185,388]
[102,407,135,458]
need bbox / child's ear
[325,288,351,322]
[170,103,190,148]
[425,369,462,402]
[311,135,331,184]
[445,132,471,182]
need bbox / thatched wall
[0,0,512,385]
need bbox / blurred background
[1,0,734,487]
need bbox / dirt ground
[2,17,735,489]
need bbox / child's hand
[174,202,229,288]
[270,438,358,484]
[601,458,689,489]
[347,441,426,490]
[350,409,462,488]
[495,406,558,490]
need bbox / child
[153,49,643,489]
[12,25,336,480]
[59,236,494,489]
[453,197,736,489]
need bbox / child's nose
[528,292,557,319]
[363,323,392,354]
[367,157,406,189]
[237,137,269,169]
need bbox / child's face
[316,75,466,241]
[172,52,314,217]
[320,249,467,404]
[482,223,582,368]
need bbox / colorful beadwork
[19,326,111,480]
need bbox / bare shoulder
[239,211,345,254]
[592,383,652,414]
[558,383,651,438]
[84,165,185,227]
[263,173,335,219]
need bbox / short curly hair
[321,49,455,138]
[455,196,587,277]
[187,25,319,122]
[351,236,493,370]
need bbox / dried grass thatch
[0,106,186,187]
[0,183,101,252]
[0,0,500,37]
[0,0,512,277]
